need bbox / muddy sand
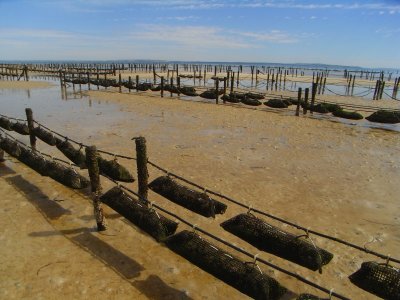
[0,80,399,299]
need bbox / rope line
[101,174,349,300]
[146,159,400,265]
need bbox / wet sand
[1,80,399,299]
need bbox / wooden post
[223,77,227,97]
[379,81,385,99]
[303,88,309,115]
[373,80,379,100]
[310,83,317,114]
[170,77,173,97]
[296,88,302,116]
[85,146,107,231]
[96,71,99,90]
[230,72,234,95]
[135,137,149,203]
[136,75,139,92]
[177,77,181,96]
[118,73,122,93]
[87,72,91,90]
[161,76,164,97]
[215,79,219,104]
[25,108,36,150]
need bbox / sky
[0,0,399,68]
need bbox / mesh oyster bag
[33,126,57,146]
[148,176,227,218]
[10,121,30,135]
[165,230,287,300]
[366,110,400,124]
[349,261,400,299]
[100,186,178,242]
[296,294,328,300]
[97,156,135,182]
[0,136,21,157]
[56,139,87,169]
[221,213,333,272]
[0,117,12,130]
[46,160,89,189]
[18,147,49,176]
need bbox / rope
[32,120,136,160]
[0,128,78,167]
[146,159,400,265]
[100,175,349,300]
[0,113,26,122]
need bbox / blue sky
[0,0,399,68]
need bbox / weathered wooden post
[25,108,36,150]
[373,80,379,100]
[136,75,139,92]
[379,81,385,99]
[296,88,302,116]
[135,137,149,203]
[230,72,234,95]
[215,79,219,104]
[161,76,164,98]
[170,77,173,97]
[87,71,91,90]
[85,146,107,231]
[177,76,181,96]
[310,83,317,114]
[118,73,122,93]
[223,77,227,98]
[303,88,309,115]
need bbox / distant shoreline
[1,60,399,72]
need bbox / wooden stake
[135,137,149,203]
[296,88,302,116]
[85,146,107,231]
[303,88,309,115]
[25,108,36,150]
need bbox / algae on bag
[149,176,227,218]
[221,213,333,272]
[100,186,178,242]
[165,230,288,300]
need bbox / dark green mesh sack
[148,176,227,218]
[366,110,400,124]
[241,97,262,106]
[349,261,400,299]
[0,117,12,130]
[150,85,161,91]
[136,83,152,91]
[333,109,363,120]
[46,160,89,189]
[221,94,240,103]
[0,137,21,157]
[264,99,288,108]
[221,213,333,272]
[230,92,246,101]
[165,230,287,300]
[18,147,49,176]
[56,139,87,169]
[178,86,197,96]
[97,156,134,182]
[33,127,57,146]
[246,92,265,100]
[310,104,330,114]
[320,103,341,113]
[297,294,328,300]
[199,89,224,99]
[10,121,29,135]
[123,82,135,89]
[100,186,178,242]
